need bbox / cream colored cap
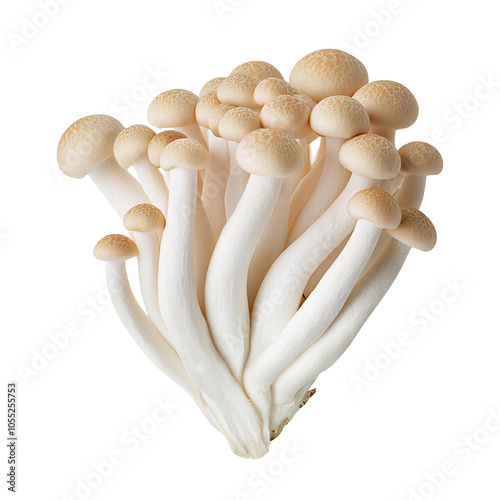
[385,206,437,251]
[217,73,259,108]
[353,81,419,130]
[348,188,401,229]
[148,130,187,167]
[195,92,221,128]
[57,115,124,179]
[200,77,226,98]
[236,129,303,178]
[231,61,284,81]
[123,204,165,232]
[260,95,311,136]
[148,89,199,128]
[160,139,211,172]
[399,141,443,176]
[218,107,261,143]
[339,134,401,179]
[94,234,138,261]
[114,125,155,169]
[254,78,294,106]
[208,103,236,137]
[290,49,369,102]
[310,96,370,139]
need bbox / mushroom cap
[94,234,138,261]
[114,125,155,169]
[195,91,221,128]
[219,107,261,143]
[148,130,187,166]
[290,49,369,102]
[254,78,294,106]
[123,204,166,232]
[260,95,311,136]
[236,129,303,178]
[310,95,370,139]
[399,141,443,176]
[208,103,236,137]
[353,81,419,130]
[217,73,260,108]
[57,115,124,179]
[231,61,284,81]
[148,89,200,128]
[339,134,401,179]
[348,188,401,229]
[385,206,437,251]
[200,77,226,98]
[160,138,211,172]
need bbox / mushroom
[205,129,302,383]
[114,125,169,217]
[287,95,371,245]
[254,77,294,106]
[57,115,149,217]
[353,80,419,143]
[271,206,437,428]
[200,77,226,98]
[249,134,401,362]
[290,49,369,102]
[217,73,260,110]
[148,89,207,147]
[245,188,401,426]
[231,60,284,81]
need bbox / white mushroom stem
[292,137,312,190]
[175,124,207,148]
[205,175,283,383]
[245,219,382,423]
[88,157,150,218]
[369,125,396,144]
[287,138,350,245]
[132,154,169,216]
[158,167,268,458]
[225,141,249,220]
[104,259,216,428]
[202,132,230,238]
[396,174,426,208]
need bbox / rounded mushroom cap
[399,141,443,176]
[254,78,294,106]
[123,204,165,232]
[231,61,284,81]
[114,125,155,169]
[310,95,370,139]
[94,234,138,261]
[339,134,401,179]
[200,77,226,98]
[208,103,236,137]
[57,115,124,179]
[260,95,311,136]
[385,206,437,251]
[219,107,261,143]
[160,138,211,172]
[348,188,401,229]
[217,73,260,108]
[290,49,369,102]
[236,129,303,178]
[195,91,221,128]
[353,81,419,130]
[148,130,187,167]
[148,89,199,128]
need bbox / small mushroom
[200,77,226,98]
[254,77,294,106]
[231,60,284,81]
[217,73,260,110]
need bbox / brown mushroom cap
[236,129,303,178]
[348,188,402,229]
[123,204,166,232]
[148,89,200,128]
[290,49,369,102]
[160,138,211,172]
[208,103,236,137]
[217,73,260,108]
[57,115,124,179]
[94,234,138,261]
[310,96,370,139]
[231,61,284,81]
[148,130,187,167]
[260,95,311,136]
[353,81,419,130]
[195,91,221,128]
[399,141,443,176]
[385,206,437,251]
[200,77,226,98]
[218,107,261,143]
[254,78,294,106]
[114,125,155,169]
[339,134,401,179]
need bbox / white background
[2,0,499,499]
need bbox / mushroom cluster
[57,49,442,459]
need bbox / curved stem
[134,155,169,217]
